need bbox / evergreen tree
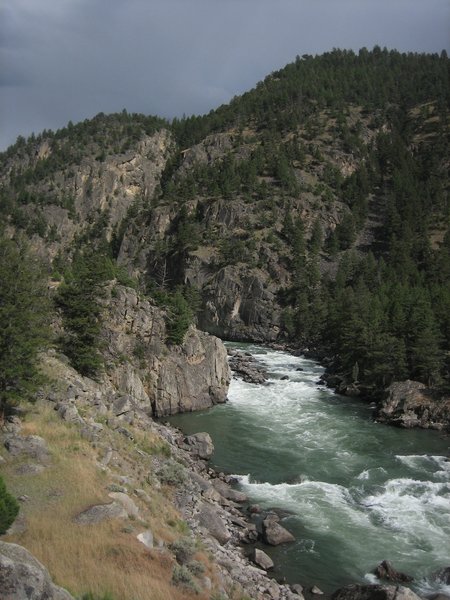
[0,232,50,413]
[0,475,19,534]
[55,252,112,377]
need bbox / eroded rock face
[199,265,282,342]
[377,380,450,430]
[101,284,230,417]
[0,541,74,600]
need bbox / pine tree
[0,232,50,413]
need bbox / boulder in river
[212,478,248,502]
[373,560,413,583]
[331,584,422,600]
[431,566,450,585]
[262,517,295,545]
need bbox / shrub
[171,564,199,593]
[169,536,196,564]
[187,560,205,576]
[0,476,19,534]
[156,460,187,486]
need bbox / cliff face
[1,128,173,264]
[101,284,230,416]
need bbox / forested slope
[1,47,449,401]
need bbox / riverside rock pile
[227,349,269,384]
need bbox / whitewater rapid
[169,344,450,593]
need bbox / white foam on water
[223,344,450,588]
[416,578,450,597]
[235,475,374,533]
[356,467,388,481]
[362,477,450,559]
[364,573,380,585]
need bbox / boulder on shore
[198,502,231,545]
[0,541,74,600]
[252,548,274,570]
[185,432,214,459]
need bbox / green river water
[168,343,450,595]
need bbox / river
[168,343,450,595]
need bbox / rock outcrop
[199,265,282,342]
[377,380,450,430]
[0,541,74,600]
[101,284,230,416]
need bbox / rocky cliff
[100,284,230,417]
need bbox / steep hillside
[0,47,449,399]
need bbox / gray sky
[1,0,449,150]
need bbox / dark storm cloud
[1,0,449,149]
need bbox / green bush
[171,564,199,593]
[0,476,19,534]
[156,460,187,486]
[169,536,196,564]
[187,560,205,576]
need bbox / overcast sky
[1,0,449,150]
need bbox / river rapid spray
[169,344,450,595]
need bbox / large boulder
[252,548,274,570]
[262,517,295,545]
[0,541,74,599]
[73,501,127,524]
[198,502,231,545]
[212,478,248,502]
[4,435,50,462]
[377,381,450,430]
[331,584,422,600]
[373,560,413,583]
[185,432,214,459]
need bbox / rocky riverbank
[0,351,303,600]
[2,349,449,600]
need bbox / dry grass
[2,405,210,600]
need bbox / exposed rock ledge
[376,380,450,431]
